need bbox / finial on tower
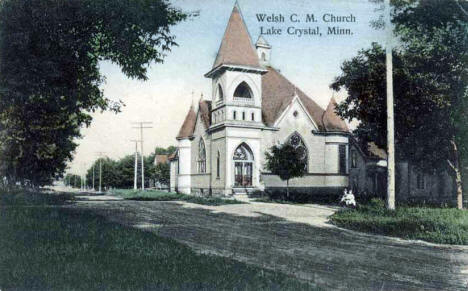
[234,0,240,10]
[256,35,271,66]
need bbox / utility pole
[96,152,106,193]
[131,140,140,190]
[385,0,395,210]
[92,164,95,191]
[132,122,153,191]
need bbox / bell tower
[205,3,267,126]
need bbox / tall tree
[331,0,468,208]
[265,144,307,199]
[0,0,187,187]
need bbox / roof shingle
[212,5,261,70]
[322,97,349,132]
[176,105,196,139]
[261,66,325,130]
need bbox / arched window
[233,81,252,99]
[233,111,237,120]
[251,112,255,121]
[242,111,245,120]
[198,138,206,173]
[261,52,266,61]
[217,84,224,102]
[288,132,308,171]
[233,143,254,187]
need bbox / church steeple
[205,2,265,78]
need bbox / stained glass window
[288,133,308,170]
[197,139,206,173]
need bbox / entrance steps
[232,187,258,202]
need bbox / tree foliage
[265,144,307,198]
[331,0,467,208]
[82,146,175,190]
[0,0,187,187]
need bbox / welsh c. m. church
[168,4,457,202]
[169,4,355,197]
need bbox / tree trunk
[286,179,290,200]
[455,166,463,210]
[448,139,464,209]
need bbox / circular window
[293,110,298,117]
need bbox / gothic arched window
[233,81,252,99]
[288,132,308,170]
[261,52,266,61]
[198,138,206,173]
[217,84,224,102]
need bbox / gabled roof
[261,66,325,130]
[322,97,349,132]
[168,150,178,161]
[176,100,211,140]
[176,105,196,139]
[211,4,261,70]
[367,142,388,160]
[198,100,212,129]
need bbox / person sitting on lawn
[340,188,356,208]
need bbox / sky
[68,0,385,174]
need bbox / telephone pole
[385,0,395,210]
[96,152,106,193]
[130,140,140,190]
[132,122,153,191]
[92,164,95,191]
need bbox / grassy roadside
[330,199,468,245]
[0,190,314,290]
[111,189,245,206]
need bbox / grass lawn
[0,190,314,290]
[111,189,245,206]
[330,199,468,245]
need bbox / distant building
[154,154,168,166]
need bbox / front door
[234,162,252,187]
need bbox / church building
[169,3,361,197]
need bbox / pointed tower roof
[176,105,197,139]
[256,35,271,48]
[322,97,349,132]
[207,3,263,77]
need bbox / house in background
[154,155,168,166]
[349,141,457,204]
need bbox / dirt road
[69,199,468,290]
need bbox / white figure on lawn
[341,188,356,207]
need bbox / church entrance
[234,162,252,186]
[233,143,254,187]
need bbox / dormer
[255,36,271,66]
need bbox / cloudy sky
[68,0,385,174]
